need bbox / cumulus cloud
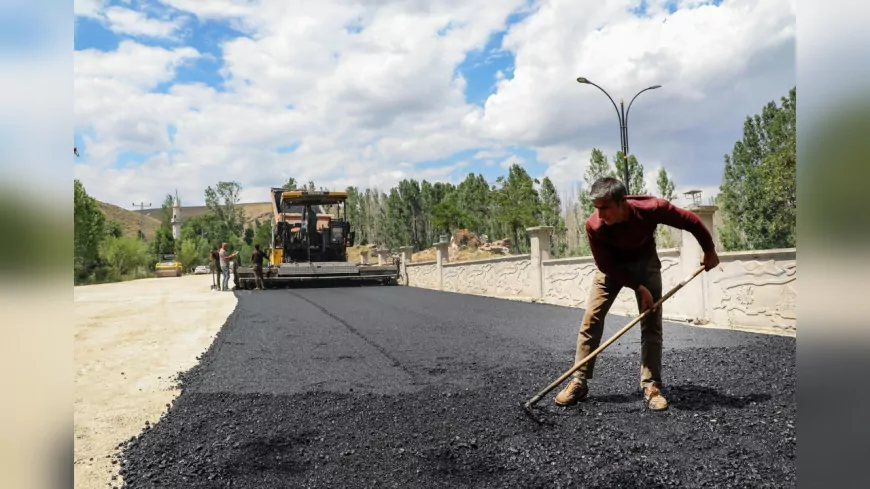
[75,1,189,40]
[74,0,106,19]
[73,0,795,207]
[465,0,796,194]
[75,41,201,162]
[103,6,188,39]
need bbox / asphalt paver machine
[235,188,401,289]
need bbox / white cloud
[75,39,200,90]
[75,41,201,162]
[464,0,795,192]
[74,0,107,19]
[499,154,526,170]
[75,1,188,40]
[473,148,509,160]
[74,0,795,209]
[103,6,187,39]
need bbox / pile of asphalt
[113,288,795,488]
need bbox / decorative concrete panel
[442,255,533,298]
[403,239,797,336]
[406,261,438,290]
[706,250,797,333]
[542,250,684,318]
[541,256,598,308]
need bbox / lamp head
[576,77,590,84]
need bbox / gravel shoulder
[74,274,237,489]
[115,285,796,488]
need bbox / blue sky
[75,3,244,93]
[73,0,795,207]
[74,0,554,190]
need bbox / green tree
[655,167,679,248]
[385,187,410,249]
[578,149,616,217]
[74,179,108,283]
[282,177,298,190]
[150,193,177,256]
[419,181,437,246]
[344,186,366,245]
[656,168,676,201]
[99,235,151,281]
[204,181,246,240]
[538,176,567,257]
[398,179,423,249]
[107,220,123,239]
[718,86,796,251]
[431,194,470,237]
[491,164,541,253]
[150,226,175,256]
[252,218,272,249]
[455,173,491,236]
[614,151,648,195]
[177,239,201,272]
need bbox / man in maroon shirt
[555,177,720,411]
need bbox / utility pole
[132,201,152,239]
[576,77,662,194]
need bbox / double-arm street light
[576,77,662,194]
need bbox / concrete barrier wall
[443,254,535,298]
[402,205,796,336]
[541,248,685,318]
[405,261,438,290]
[704,248,796,334]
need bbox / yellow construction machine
[234,188,401,289]
[154,253,182,277]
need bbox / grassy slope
[132,203,274,229]
[96,201,162,240]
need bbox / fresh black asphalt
[115,285,796,488]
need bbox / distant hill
[132,202,274,229]
[96,201,162,240]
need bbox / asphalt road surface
[116,285,796,488]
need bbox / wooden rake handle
[525,265,706,408]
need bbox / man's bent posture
[555,177,720,411]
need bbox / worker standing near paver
[554,177,720,411]
[251,244,267,290]
[210,246,221,290]
[218,243,238,292]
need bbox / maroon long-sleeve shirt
[585,196,716,290]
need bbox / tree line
[339,150,679,257]
[73,86,795,285]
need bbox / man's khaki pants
[572,252,663,390]
[253,266,265,289]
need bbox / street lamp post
[576,77,661,194]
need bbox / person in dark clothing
[304,205,319,246]
[251,244,267,290]
[210,247,221,290]
[554,177,720,411]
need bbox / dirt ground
[74,273,237,489]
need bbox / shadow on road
[589,393,637,404]
[667,384,772,411]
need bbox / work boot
[554,379,588,406]
[643,384,668,411]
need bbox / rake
[521,265,706,424]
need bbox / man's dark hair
[254,244,260,250]
[590,177,627,202]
